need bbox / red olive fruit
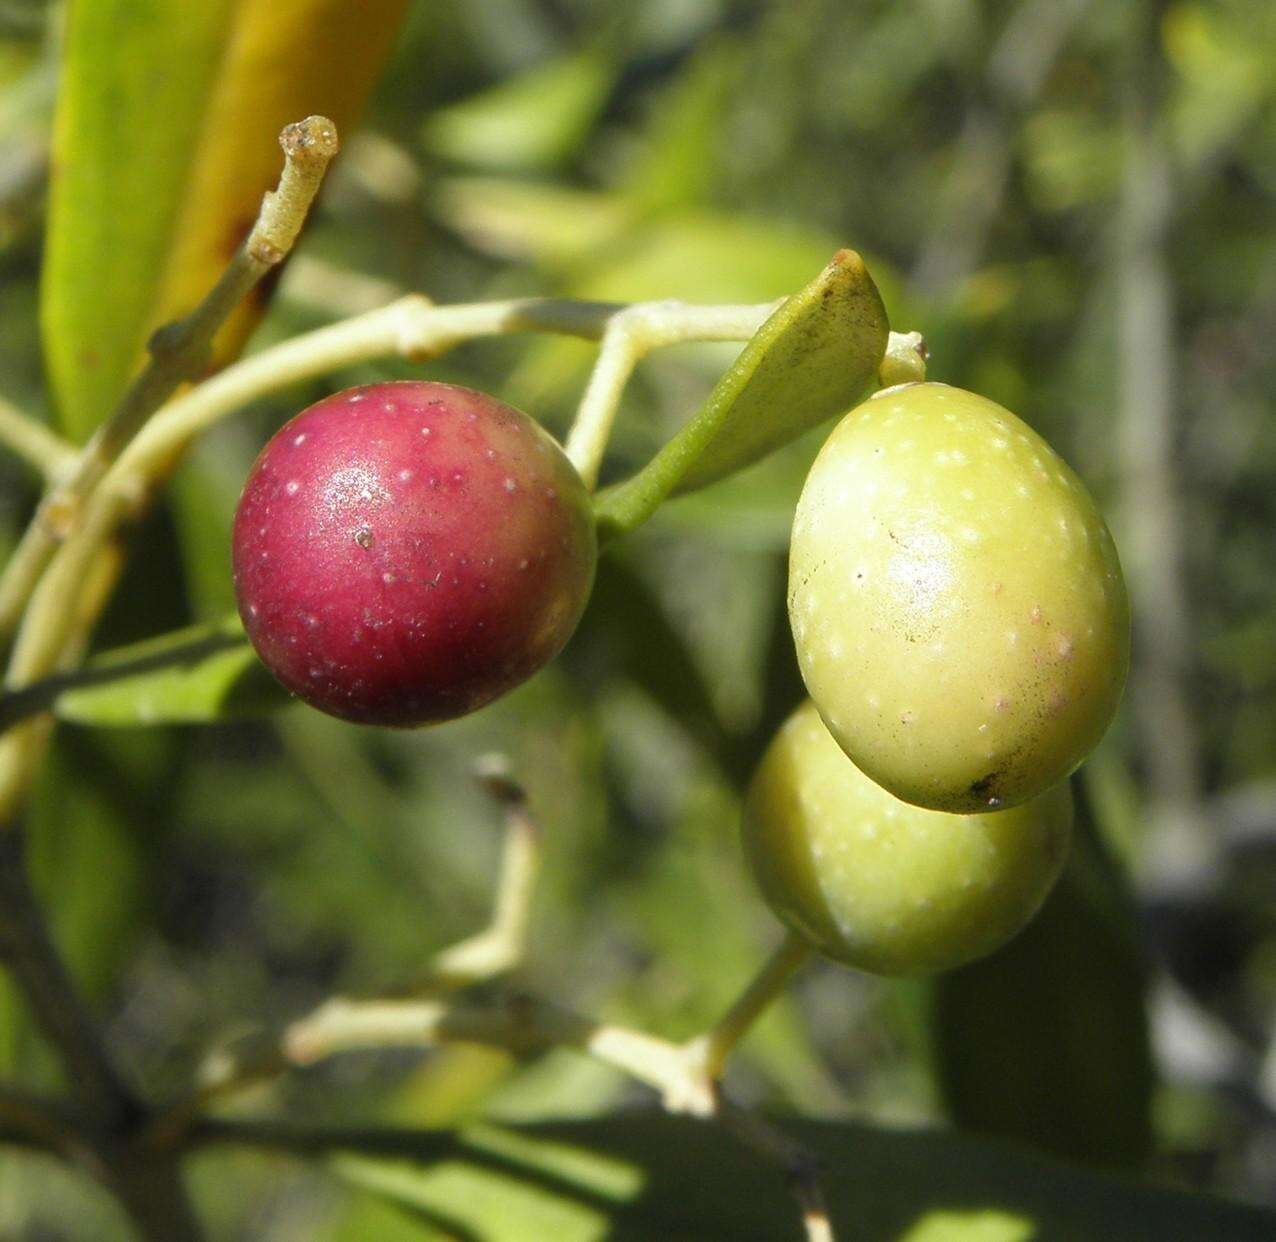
[232,381,597,726]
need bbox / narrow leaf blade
[52,618,286,726]
[41,0,235,439]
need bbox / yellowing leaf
[41,0,236,440]
[151,0,410,365]
[41,0,409,440]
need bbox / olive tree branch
[0,115,339,642]
[281,985,830,1240]
[157,760,825,1233]
[0,393,75,480]
[170,940,823,1236]
[422,757,541,993]
[0,833,207,1240]
[0,493,130,821]
[148,759,543,1150]
[0,1081,88,1157]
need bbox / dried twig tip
[280,115,340,164]
[473,753,527,806]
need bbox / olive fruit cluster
[233,381,596,726]
[745,382,1126,975]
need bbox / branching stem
[0,116,339,642]
[563,300,779,489]
[682,931,813,1084]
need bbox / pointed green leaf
[424,50,614,172]
[51,617,286,726]
[593,249,888,539]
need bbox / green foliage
[0,0,1273,1236]
[318,1114,1274,1241]
[50,617,284,727]
[423,49,615,172]
[41,0,235,438]
[931,853,1155,1169]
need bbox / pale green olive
[788,383,1128,813]
[743,700,1072,975]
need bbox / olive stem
[0,116,340,644]
[564,300,781,490]
[0,292,783,789]
[877,330,929,388]
[415,757,541,993]
[150,761,543,1146]
[681,931,813,1084]
[0,393,76,481]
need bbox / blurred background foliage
[0,0,1274,1237]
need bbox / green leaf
[617,37,743,212]
[593,249,888,539]
[327,1113,1275,1241]
[433,177,638,267]
[41,0,236,439]
[42,0,409,439]
[27,732,155,995]
[423,50,614,172]
[929,813,1154,1170]
[51,617,286,726]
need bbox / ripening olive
[233,381,597,726]
[742,700,1072,975]
[789,383,1128,813]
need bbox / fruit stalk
[684,931,813,1082]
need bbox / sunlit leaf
[41,0,236,439]
[41,0,408,439]
[618,37,742,212]
[329,1112,1275,1241]
[149,0,410,363]
[434,177,637,267]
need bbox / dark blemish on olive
[970,772,1001,806]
